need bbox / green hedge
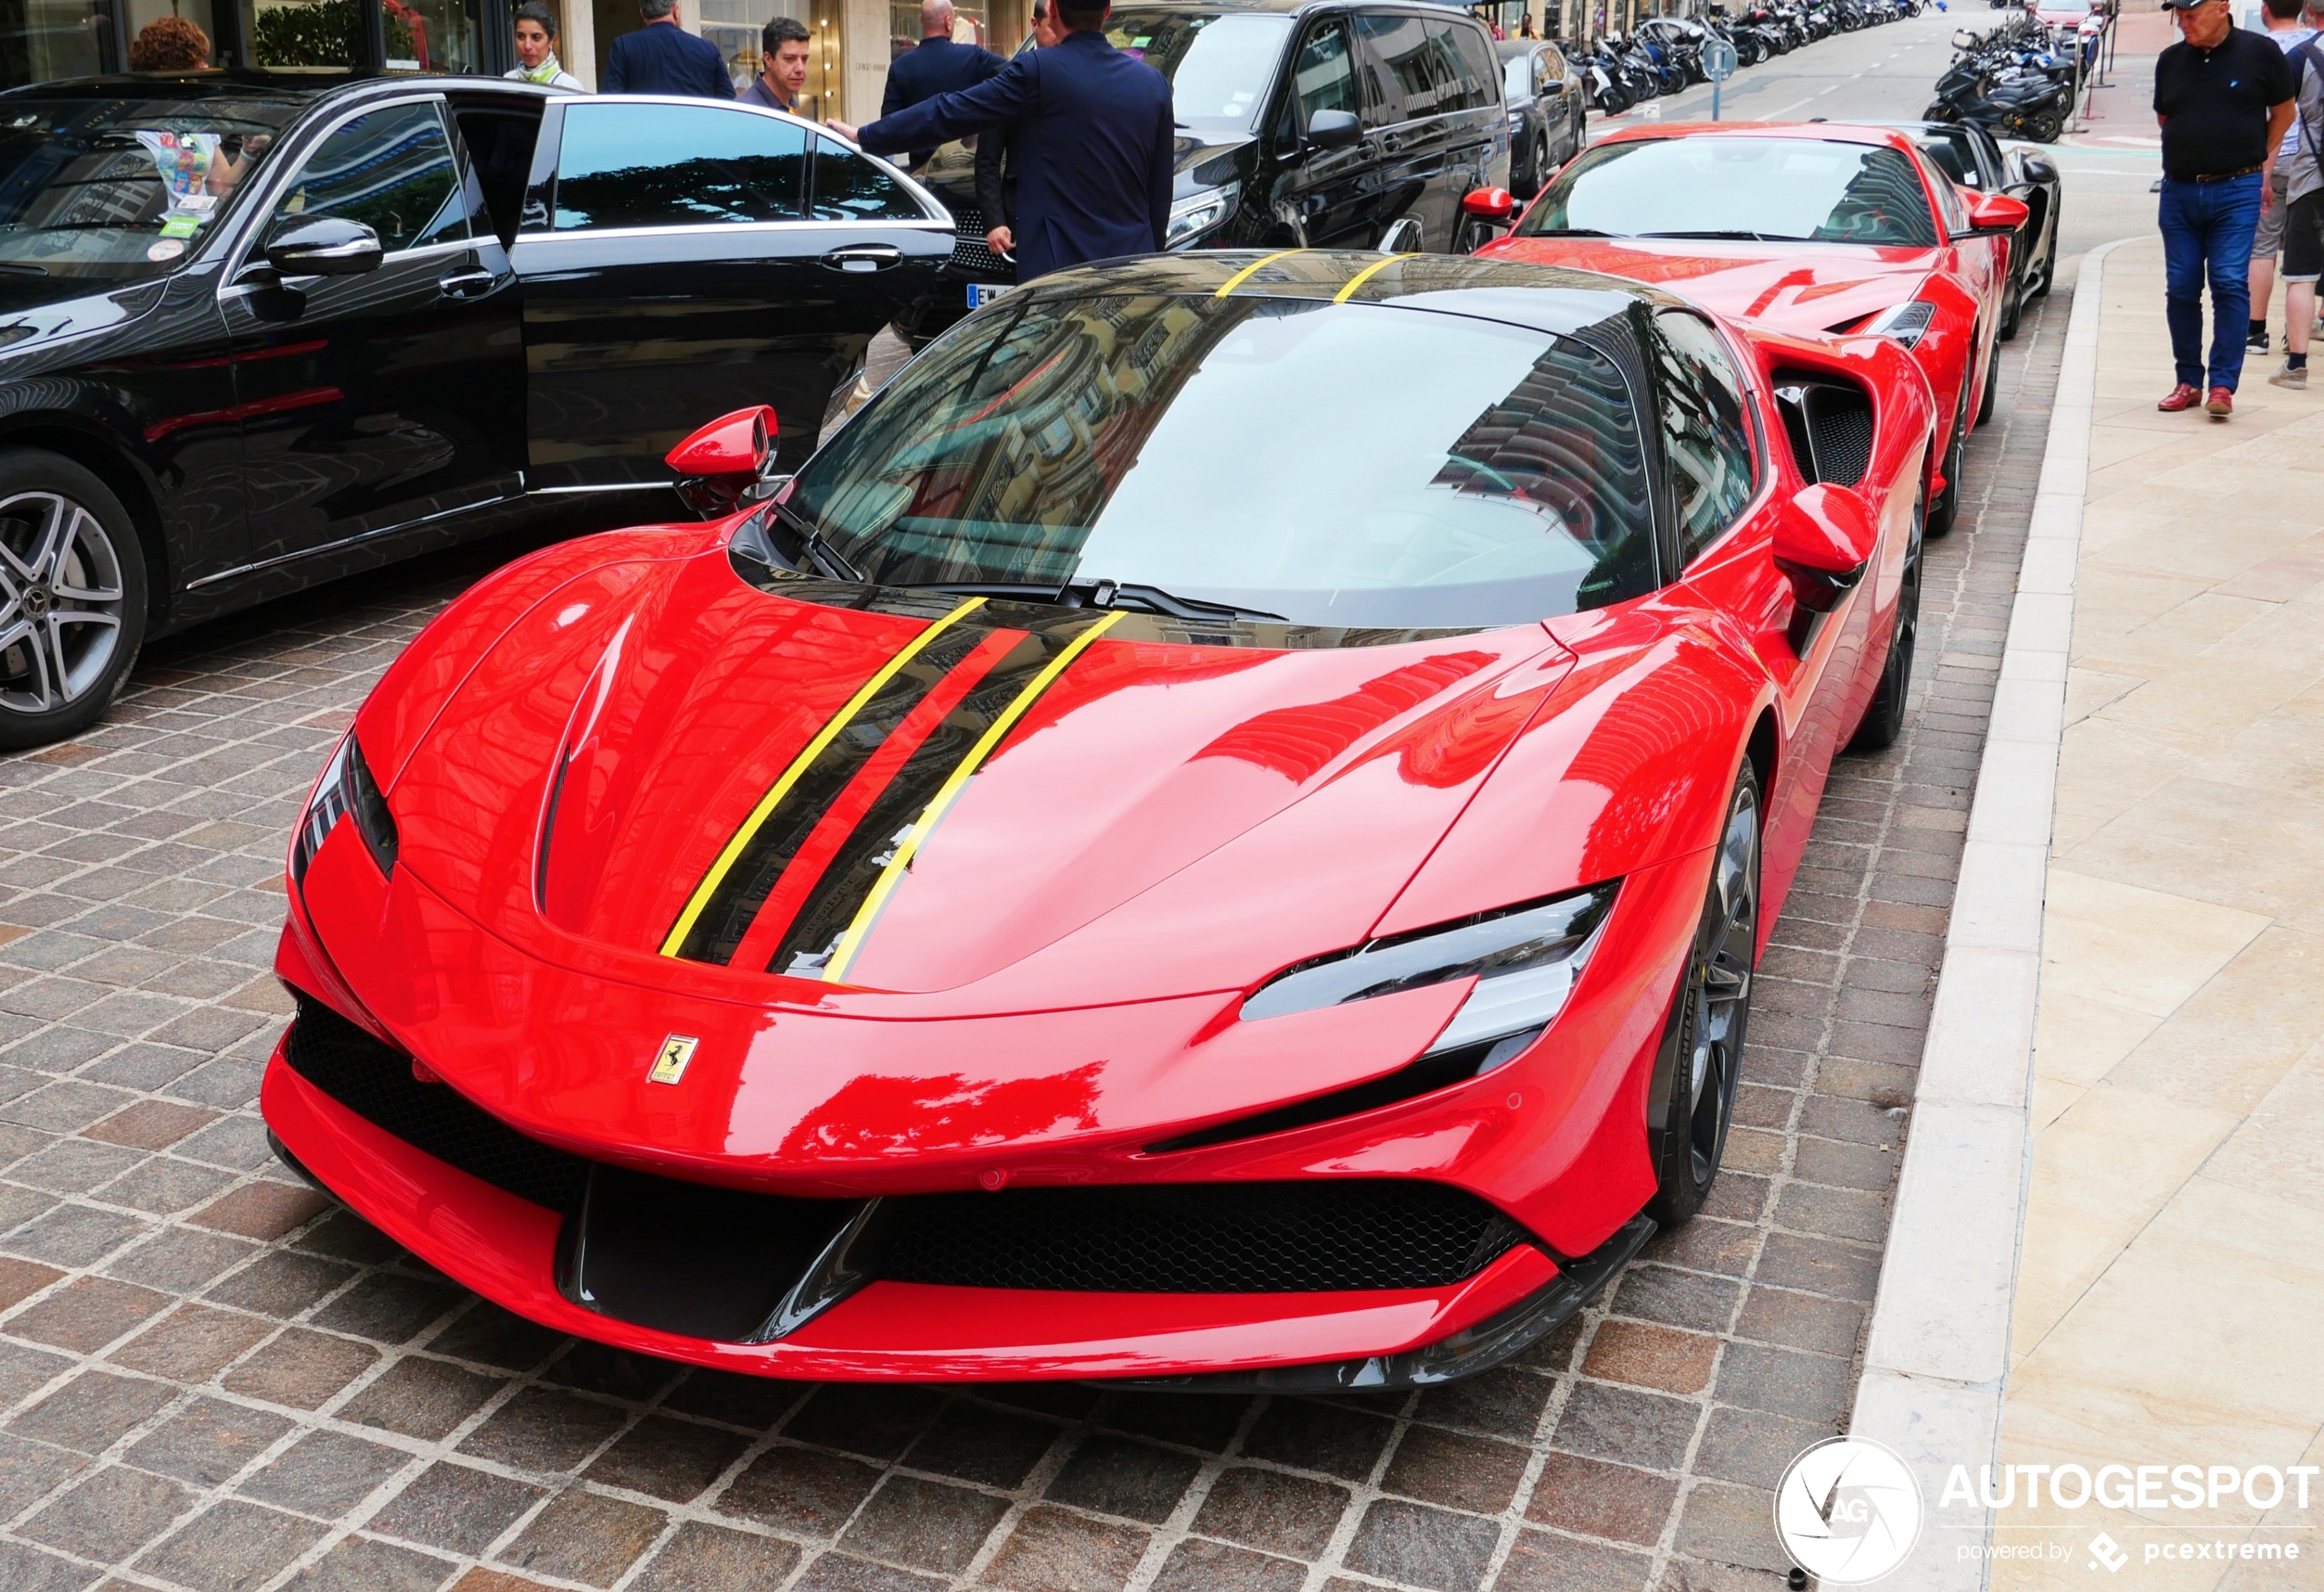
[252,0,415,68]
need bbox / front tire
[1644,763,1759,1228]
[0,450,146,751]
[2024,109,2063,144]
[1975,328,2001,425]
[1928,379,1968,537]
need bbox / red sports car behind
[264,253,1932,1387]
[1474,122,2026,534]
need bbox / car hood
[1169,129,1254,206]
[1478,235,1934,339]
[379,538,1576,1011]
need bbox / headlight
[1860,299,1936,349]
[1242,883,1617,1069]
[292,732,398,884]
[1166,184,1238,247]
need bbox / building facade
[0,0,1028,121]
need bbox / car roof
[1020,250,1682,337]
[1111,0,1487,16]
[0,70,559,109]
[1592,120,1923,155]
[1496,38,1548,58]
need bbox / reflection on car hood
[1478,235,1934,338]
[0,279,160,344]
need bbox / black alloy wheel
[1645,763,1759,1226]
[0,450,146,751]
[1976,328,2002,425]
[1846,484,1926,752]
[2024,109,2063,145]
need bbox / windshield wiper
[1639,230,1815,242]
[902,578,1286,624]
[768,498,862,582]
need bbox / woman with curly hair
[128,16,212,71]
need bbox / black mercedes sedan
[0,73,951,748]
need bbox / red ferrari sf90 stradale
[263,253,1933,1387]
[1472,122,2026,536]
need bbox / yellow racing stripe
[1333,253,1410,305]
[658,597,987,956]
[1213,249,1307,299]
[820,610,1127,983]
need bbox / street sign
[1703,35,1737,121]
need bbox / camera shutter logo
[1773,1437,1924,1585]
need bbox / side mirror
[1772,482,1877,613]
[264,217,382,276]
[666,403,779,518]
[1463,187,1517,221]
[1307,109,1361,151]
[1543,76,1568,92]
[2020,156,2057,182]
[1964,190,2030,233]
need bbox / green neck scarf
[518,51,566,84]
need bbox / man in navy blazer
[829,0,1173,281]
[604,0,733,98]
[882,0,1006,168]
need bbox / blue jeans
[2158,172,2265,392]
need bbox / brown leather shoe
[2157,382,2200,411]
[2207,385,2233,419]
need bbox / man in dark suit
[828,0,1174,281]
[604,0,733,97]
[976,0,1059,259]
[882,0,1006,168]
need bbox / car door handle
[823,245,903,273]
[438,268,498,299]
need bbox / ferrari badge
[648,1034,698,1086]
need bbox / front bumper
[264,1040,1625,1382]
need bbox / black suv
[1114,0,1511,255]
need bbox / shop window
[701,0,839,118]
[888,0,984,54]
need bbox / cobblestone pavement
[0,292,2065,1592]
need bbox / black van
[1121,0,1512,255]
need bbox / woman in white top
[507,2,586,90]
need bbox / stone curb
[1845,239,2125,1592]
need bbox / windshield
[788,293,1656,630]
[0,95,302,296]
[1517,136,1939,248]
[1108,11,1293,132]
[1503,56,1531,100]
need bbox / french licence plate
[966,282,1015,308]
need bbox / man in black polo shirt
[2155,0,2297,416]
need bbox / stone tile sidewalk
[1990,237,2324,1587]
[0,297,2062,1592]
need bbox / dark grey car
[1497,38,1587,199]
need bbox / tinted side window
[553,102,805,231]
[270,102,467,254]
[1538,44,1565,84]
[1354,13,1463,123]
[1922,153,1968,231]
[810,137,924,220]
[1436,20,1498,113]
[1289,19,1359,133]
[1654,312,1757,564]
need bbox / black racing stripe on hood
[767,618,1107,979]
[672,619,999,965]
